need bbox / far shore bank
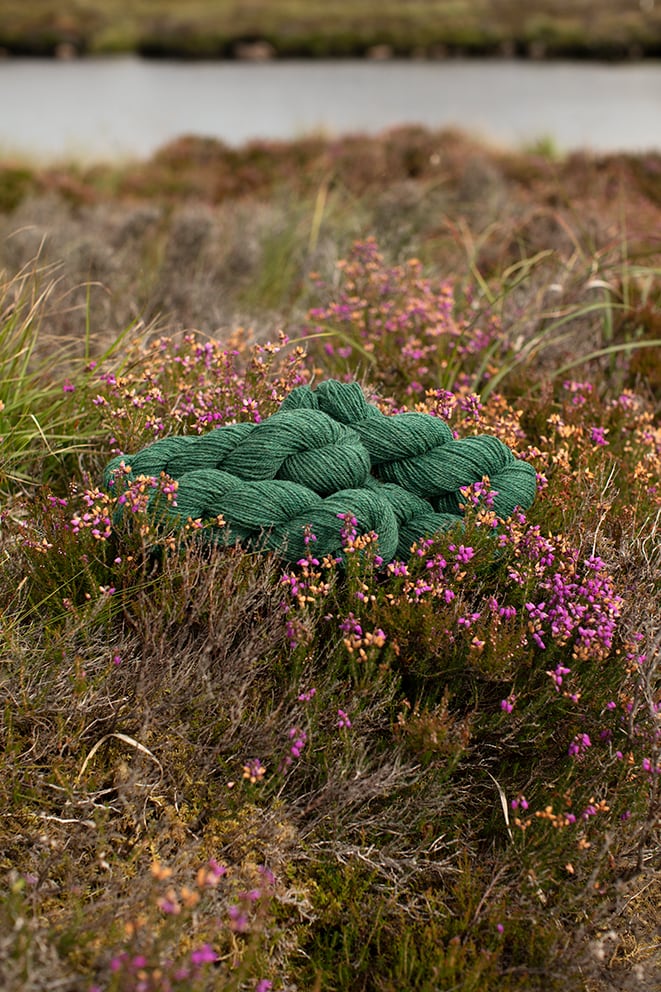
[3,40,661,63]
[2,0,660,62]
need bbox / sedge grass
[0,258,142,495]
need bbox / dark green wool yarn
[156,469,320,545]
[146,468,398,563]
[270,487,398,563]
[281,380,455,466]
[280,379,379,425]
[161,422,255,476]
[221,409,369,495]
[103,422,255,488]
[104,378,537,564]
[364,477,459,561]
[379,433,538,520]
[104,410,369,498]
[281,381,537,521]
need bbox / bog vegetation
[1,0,661,59]
[0,128,660,990]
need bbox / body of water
[2,56,661,161]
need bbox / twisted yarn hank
[280,380,537,520]
[151,468,399,564]
[104,379,537,563]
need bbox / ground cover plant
[0,131,660,990]
[1,0,661,59]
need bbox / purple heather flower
[190,944,217,967]
[228,905,249,932]
[337,708,352,729]
[568,733,591,759]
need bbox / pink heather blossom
[190,944,217,966]
[568,733,591,759]
[298,688,317,702]
[228,904,249,932]
[337,708,352,729]
[590,426,609,446]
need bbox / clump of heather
[305,237,502,396]
[90,329,310,456]
[277,492,658,906]
[92,857,285,992]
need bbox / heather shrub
[303,236,661,406]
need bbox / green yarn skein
[146,467,399,563]
[104,409,369,497]
[103,379,537,564]
[279,381,537,521]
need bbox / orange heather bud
[150,861,173,881]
